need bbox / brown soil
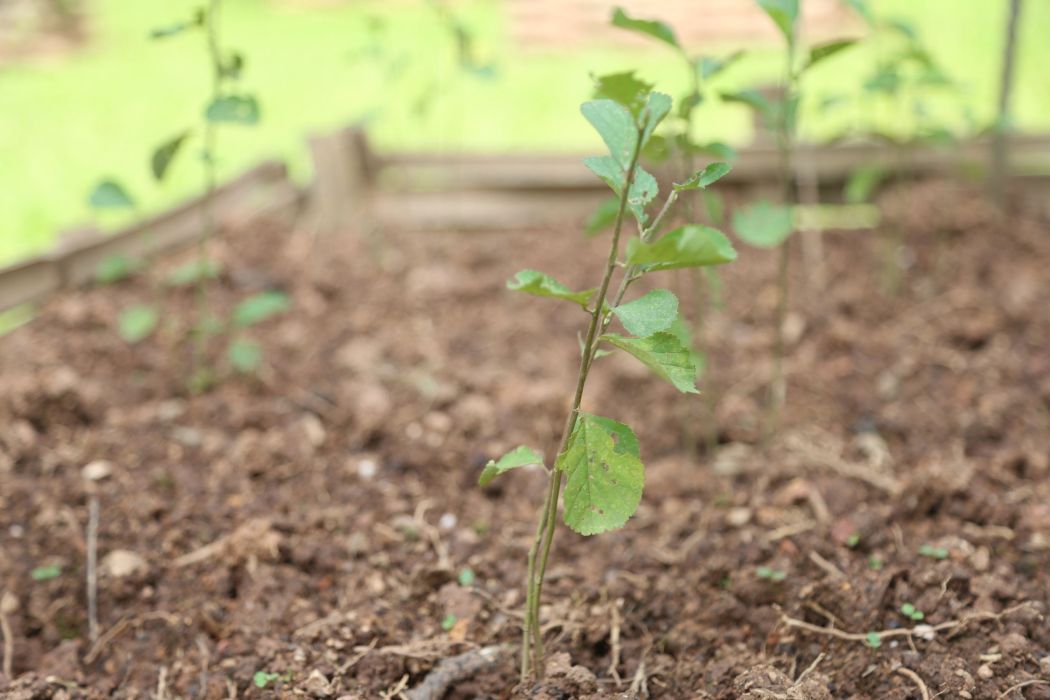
[1,180,1048,699]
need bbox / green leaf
[205,94,261,125]
[118,305,158,344]
[228,338,262,373]
[755,0,799,45]
[732,201,794,248]
[95,254,141,284]
[222,51,245,80]
[583,156,658,223]
[602,333,698,393]
[720,89,774,123]
[865,631,882,649]
[478,445,544,486]
[233,291,290,327]
[557,414,645,536]
[584,197,620,237]
[89,179,136,209]
[167,259,222,286]
[31,565,61,581]
[667,317,704,376]
[626,225,737,271]
[697,50,744,81]
[581,99,637,168]
[756,566,787,581]
[592,71,653,116]
[844,165,887,203]
[151,131,191,181]
[612,289,678,337]
[918,544,949,560]
[805,39,858,71]
[610,7,680,50]
[507,270,595,308]
[674,162,731,191]
[458,568,476,587]
[253,671,280,689]
[441,613,458,631]
[639,92,672,148]
[692,141,737,162]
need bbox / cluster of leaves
[480,74,735,539]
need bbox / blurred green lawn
[1,0,1048,265]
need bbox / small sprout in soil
[756,566,787,582]
[95,254,142,285]
[458,568,476,587]
[118,304,159,344]
[919,544,949,560]
[865,631,883,649]
[868,555,884,571]
[252,671,285,689]
[845,533,861,548]
[900,603,924,621]
[441,614,458,631]
[30,565,62,581]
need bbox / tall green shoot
[480,79,736,682]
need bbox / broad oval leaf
[152,130,191,181]
[626,225,737,271]
[507,270,595,308]
[732,200,794,248]
[610,7,680,50]
[89,179,136,209]
[557,413,644,536]
[601,332,699,393]
[612,289,679,337]
[233,291,290,327]
[478,445,544,486]
[674,162,731,191]
[118,304,158,344]
[755,0,799,45]
[205,94,261,125]
[592,71,654,116]
[581,99,636,168]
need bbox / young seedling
[756,565,787,582]
[151,0,261,388]
[728,0,856,436]
[900,602,925,621]
[480,78,736,682]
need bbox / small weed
[252,671,289,689]
[458,568,476,587]
[867,555,884,571]
[845,533,861,548]
[919,544,949,560]
[30,565,62,581]
[900,602,924,621]
[756,566,787,582]
[441,614,458,631]
[865,631,882,649]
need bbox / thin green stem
[521,126,644,682]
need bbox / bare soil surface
[1,180,1049,699]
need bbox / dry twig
[0,591,15,679]
[895,667,931,700]
[404,645,503,700]
[997,679,1050,699]
[86,495,100,643]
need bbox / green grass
[1,0,1049,266]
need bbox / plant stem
[521,127,644,683]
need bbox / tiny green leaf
[205,94,261,125]
[478,445,544,486]
[732,201,794,248]
[918,544,949,560]
[868,555,884,571]
[441,613,458,631]
[89,179,136,209]
[612,289,678,337]
[233,291,290,327]
[228,338,262,373]
[900,603,916,616]
[253,671,280,689]
[805,39,858,71]
[755,0,799,45]
[95,254,141,285]
[118,305,159,344]
[31,565,62,581]
[581,99,637,168]
[844,165,887,204]
[167,259,222,286]
[458,568,476,587]
[674,162,732,191]
[845,533,861,548]
[507,270,595,308]
[557,414,645,536]
[756,566,787,581]
[610,7,681,50]
[865,631,882,649]
[601,332,698,393]
[626,225,737,271]
[592,71,653,116]
[152,131,191,181]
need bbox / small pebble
[81,460,113,482]
[977,664,994,680]
[726,507,752,527]
[9,524,24,538]
[357,459,377,480]
[439,512,457,530]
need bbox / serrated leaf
[755,0,799,45]
[89,179,136,209]
[95,254,141,284]
[205,94,260,125]
[557,414,644,536]
[601,332,699,393]
[585,197,620,237]
[478,445,544,486]
[228,338,262,373]
[152,131,191,181]
[592,71,653,116]
[507,270,595,308]
[805,39,858,71]
[612,289,678,337]
[233,291,290,327]
[118,304,158,344]
[581,99,637,168]
[732,201,794,248]
[167,258,222,286]
[626,225,737,271]
[610,7,680,50]
[675,162,731,191]
[582,156,658,223]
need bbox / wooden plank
[306,126,375,236]
[374,190,605,232]
[0,257,61,312]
